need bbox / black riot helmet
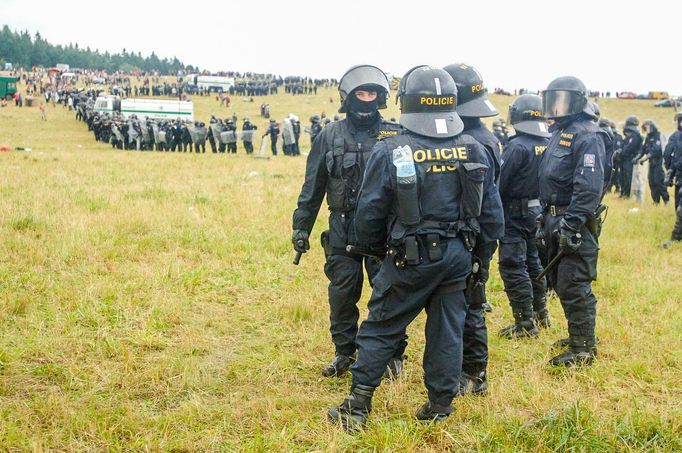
[542,76,590,119]
[338,64,390,113]
[396,65,428,105]
[624,115,640,133]
[589,101,600,121]
[597,118,611,129]
[310,114,320,123]
[642,118,657,134]
[399,66,463,138]
[508,94,551,138]
[442,63,498,118]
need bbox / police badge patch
[584,154,596,168]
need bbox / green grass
[0,79,680,451]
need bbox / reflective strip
[528,199,541,208]
[435,118,447,134]
[434,78,442,95]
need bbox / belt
[548,205,569,216]
[528,199,541,208]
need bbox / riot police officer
[263,119,280,155]
[443,63,503,396]
[327,66,503,430]
[620,115,642,197]
[635,119,669,205]
[292,65,404,379]
[497,95,551,339]
[539,76,606,368]
[662,113,682,247]
[225,119,238,153]
[208,115,218,153]
[242,117,257,154]
[610,121,624,194]
[309,115,322,147]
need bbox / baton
[535,249,565,282]
[293,239,306,265]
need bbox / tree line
[0,25,195,74]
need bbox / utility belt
[543,204,608,237]
[388,219,477,269]
[506,198,541,218]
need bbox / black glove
[664,169,675,187]
[534,214,546,248]
[559,219,582,254]
[631,157,640,165]
[292,229,310,253]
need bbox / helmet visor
[542,90,586,119]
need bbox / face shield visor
[542,90,587,119]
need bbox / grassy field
[0,78,681,452]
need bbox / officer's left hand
[559,219,582,254]
[631,157,640,165]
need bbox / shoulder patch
[583,154,596,168]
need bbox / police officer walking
[327,66,503,430]
[497,95,551,339]
[292,65,404,379]
[610,121,624,194]
[620,116,642,197]
[443,63,503,395]
[539,76,606,367]
[635,120,669,205]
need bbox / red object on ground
[0,146,11,152]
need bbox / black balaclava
[347,89,379,128]
[677,118,682,132]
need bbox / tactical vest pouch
[320,230,332,258]
[404,237,420,265]
[326,178,346,211]
[510,198,529,219]
[460,162,488,218]
[426,234,442,262]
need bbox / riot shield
[195,127,208,144]
[140,121,150,143]
[158,130,167,144]
[240,130,255,142]
[210,123,224,140]
[282,119,296,145]
[220,130,237,144]
[112,124,124,142]
[631,161,648,204]
[188,125,199,144]
[151,123,162,143]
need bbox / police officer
[263,119,280,155]
[208,115,218,153]
[443,63,503,395]
[539,76,606,367]
[292,65,404,379]
[292,117,301,156]
[242,117,257,154]
[595,116,615,196]
[620,115,642,197]
[309,114,323,146]
[661,113,682,248]
[498,95,551,339]
[609,120,624,194]
[493,119,508,146]
[327,66,503,430]
[635,120,669,205]
[225,119,238,153]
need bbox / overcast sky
[3,0,679,94]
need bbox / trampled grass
[0,80,680,451]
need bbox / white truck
[186,75,235,93]
[120,99,194,121]
[93,97,194,121]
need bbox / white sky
[2,0,679,94]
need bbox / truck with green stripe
[94,97,194,121]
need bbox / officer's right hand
[292,229,310,253]
[559,219,582,254]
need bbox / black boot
[482,302,493,313]
[327,384,374,432]
[455,369,487,397]
[534,309,551,329]
[415,401,454,423]
[383,355,405,381]
[499,311,539,339]
[550,336,596,368]
[321,354,355,377]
